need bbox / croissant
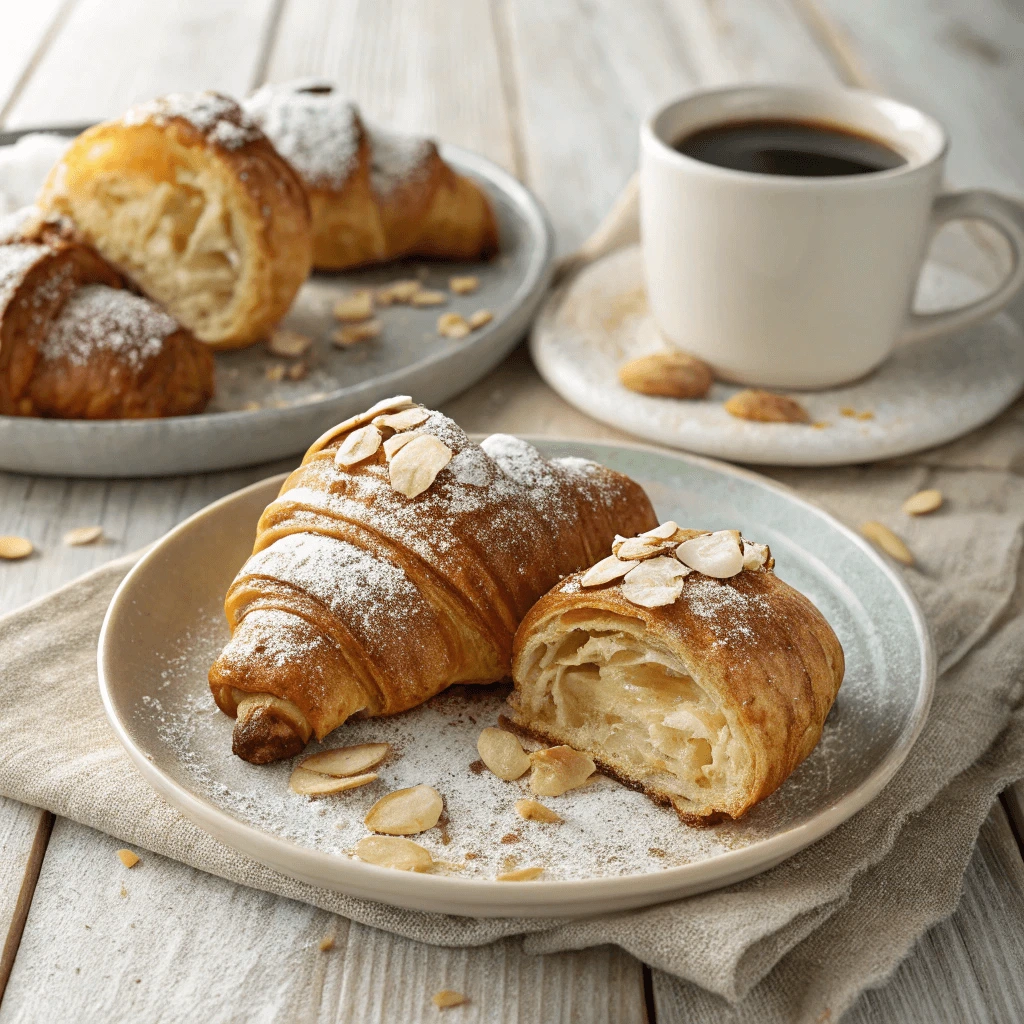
[508,527,845,824]
[36,91,313,350]
[243,81,499,271]
[0,233,213,418]
[208,397,657,763]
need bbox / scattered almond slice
[514,799,562,823]
[621,555,689,607]
[437,312,471,339]
[311,396,415,450]
[383,432,419,459]
[857,410,874,420]
[300,742,391,777]
[580,554,639,587]
[265,363,286,382]
[267,328,312,357]
[364,784,443,835]
[449,275,479,294]
[377,280,421,305]
[618,351,713,399]
[319,936,335,952]
[724,389,809,424]
[860,521,914,565]
[613,534,677,561]
[477,728,531,781]
[333,320,382,347]
[410,289,447,307]
[467,309,493,330]
[242,400,262,411]
[388,434,453,498]
[432,990,470,1009]
[642,521,679,540]
[902,489,943,516]
[334,424,383,467]
[840,406,857,418]
[290,768,378,796]
[497,866,544,882]
[353,835,433,872]
[64,525,103,547]
[333,289,375,322]
[529,746,596,797]
[742,540,772,571]
[287,362,308,381]
[375,406,430,433]
[117,849,140,869]
[676,530,744,578]
[0,536,33,560]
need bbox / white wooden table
[2,1,1024,1020]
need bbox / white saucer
[531,245,1024,466]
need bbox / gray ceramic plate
[0,126,554,478]
[98,439,934,918]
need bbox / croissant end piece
[232,693,312,764]
[508,563,845,824]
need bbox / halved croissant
[243,81,499,270]
[508,536,845,824]
[208,398,657,762]
[36,92,313,350]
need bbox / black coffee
[673,118,906,177]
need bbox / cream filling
[523,626,741,805]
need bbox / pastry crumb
[319,935,335,952]
[265,364,286,382]
[333,289,375,322]
[287,362,308,381]
[333,320,382,347]
[116,849,140,869]
[432,989,469,1009]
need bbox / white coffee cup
[640,85,1024,389]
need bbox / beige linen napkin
[3,201,1024,1024]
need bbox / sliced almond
[676,530,744,578]
[383,431,419,459]
[333,289,374,322]
[388,434,453,498]
[437,312,471,339]
[332,320,382,347]
[290,768,378,796]
[311,396,415,451]
[300,742,390,777]
[902,489,943,516]
[514,799,562,823]
[642,521,680,540]
[432,989,469,1009]
[375,406,430,433]
[477,728,531,781]
[467,309,493,330]
[741,540,772,571]
[497,866,544,882]
[116,849,140,868]
[529,746,596,797]
[287,361,308,381]
[621,555,689,607]
[860,521,913,565]
[64,525,103,547]
[613,534,677,561]
[580,554,640,587]
[410,289,447,307]
[364,784,443,835]
[353,835,433,872]
[0,536,33,560]
[724,389,809,424]
[840,406,857,418]
[618,351,713,399]
[449,276,479,295]
[334,424,382,468]
[267,328,312,358]
[265,363,286,382]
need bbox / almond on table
[618,350,713,399]
[0,536,33,560]
[860,520,914,565]
[902,489,943,516]
[289,768,378,796]
[477,727,531,780]
[724,389,809,423]
[333,289,375,322]
[299,742,390,776]
[364,784,443,835]
[64,525,103,547]
[353,835,433,872]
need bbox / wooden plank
[0,818,647,1024]
[264,0,517,172]
[650,805,1024,1024]
[3,0,279,129]
[0,1,69,121]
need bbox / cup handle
[902,190,1024,343]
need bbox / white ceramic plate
[531,245,1024,466]
[0,126,554,478]
[97,438,934,918]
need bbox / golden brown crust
[36,92,313,350]
[208,408,657,762]
[508,568,845,823]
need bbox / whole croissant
[243,81,499,271]
[208,398,657,763]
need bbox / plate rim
[0,125,556,473]
[97,437,936,916]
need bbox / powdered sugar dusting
[244,81,362,187]
[0,241,47,315]
[366,123,434,196]
[123,91,262,150]
[40,284,178,369]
